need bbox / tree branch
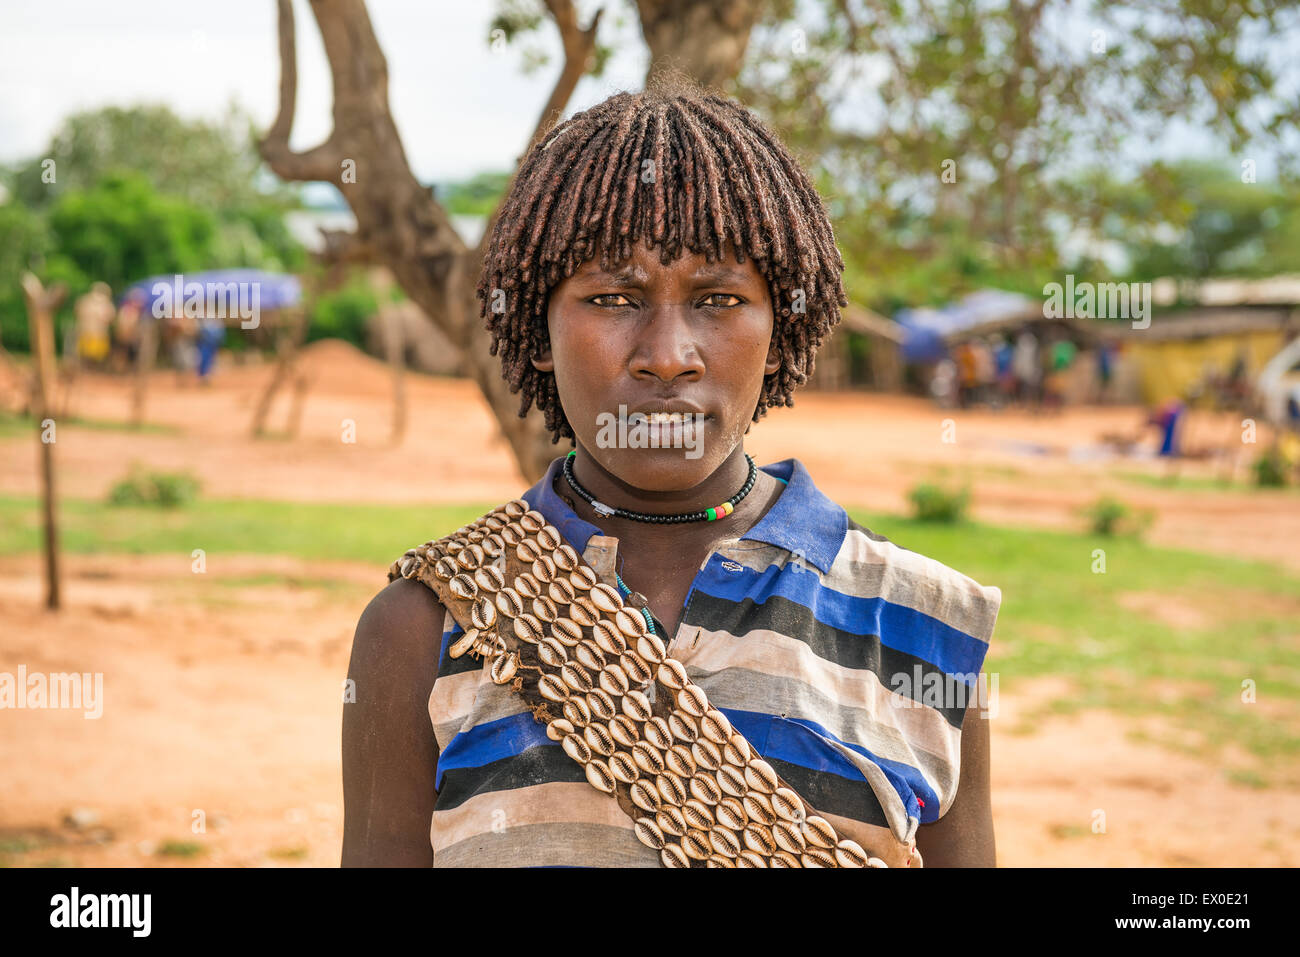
[259,0,342,181]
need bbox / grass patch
[156,840,205,858]
[1114,470,1300,495]
[267,845,309,860]
[0,409,179,439]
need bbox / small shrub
[1251,448,1289,488]
[907,482,969,523]
[1082,495,1154,538]
[108,464,200,507]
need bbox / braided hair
[475,71,848,445]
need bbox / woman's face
[534,240,779,492]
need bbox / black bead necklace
[562,450,758,524]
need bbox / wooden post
[251,308,309,437]
[132,316,159,427]
[21,273,67,611]
[383,305,407,445]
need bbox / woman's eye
[588,294,634,308]
[701,293,743,308]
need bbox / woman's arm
[341,578,446,866]
[912,698,996,867]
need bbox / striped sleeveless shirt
[425,456,1002,867]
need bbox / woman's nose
[630,302,705,384]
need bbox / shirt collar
[522,455,848,574]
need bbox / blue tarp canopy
[895,289,1037,363]
[119,269,302,316]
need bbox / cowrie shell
[445,539,465,554]
[584,758,615,793]
[501,524,525,547]
[660,844,690,868]
[772,819,806,854]
[550,617,582,647]
[691,739,722,772]
[433,556,459,580]
[537,673,569,702]
[569,566,597,591]
[802,816,837,850]
[699,709,732,744]
[608,754,639,785]
[634,817,666,850]
[743,823,777,856]
[736,850,767,868]
[589,582,623,613]
[562,696,591,728]
[598,664,629,697]
[481,534,504,558]
[537,636,568,668]
[835,839,868,868]
[490,652,519,685]
[593,621,626,656]
[744,760,779,795]
[706,855,735,868]
[682,829,711,861]
[585,688,616,721]
[494,588,524,618]
[801,848,836,868]
[569,597,598,628]
[676,684,709,718]
[709,826,741,859]
[771,851,801,868]
[682,799,713,831]
[547,577,576,605]
[553,543,578,571]
[632,741,665,776]
[614,607,648,639]
[716,798,746,831]
[665,745,696,778]
[574,640,605,672]
[514,573,541,599]
[531,596,558,623]
[448,628,478,659]
[503,500,528,518]
[656,658,689,691]
[630,779,662,813]
[772,788,804,823]
[531,555,557,583]
[465,529,485,543]
[561,662,593,694]
[644,717,672,751]
[535,525,561,551]
[562,732,592,764]
[583,722,616,757]
[656,805,686,837]
[448,574,477,600]
[723,734,752,766]
[484,514,506,529]
[546,718,574,741]
[474,565,505,593]
[867,857,888,868]
[656,773,688,806]
[621,652,653,686]
[636,632,666,665]
[520,510,547,533]
[689,774,722,806]
[621,689,652,722]
[513,613,544,644]
[455,543,485,570]
[608,714,639,748]
[716,763,748,797]
[743,793,776,826]
[669,711,699,744]
[471,597,496,630]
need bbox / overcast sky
[0,0,646,182]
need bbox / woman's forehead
[569,239,763,283]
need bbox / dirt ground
[2,340,1298,867]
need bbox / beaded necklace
[562,450,758,525]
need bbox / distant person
[1096,338,1115,403]
[954,340,978,407]
[930,358,958,408]
[112,290,144,373]
[971,338,995,406]
[994,335,1015,408]
[1042,337,1076,411]
[74,282,115,366]
[1147,398,1186,457]
[1013,329,1040,407]
[196,317,225,383]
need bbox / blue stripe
[435,711,553,791]
[724,709,939,823]
[695,560,989,680]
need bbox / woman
[343,77,1001,868]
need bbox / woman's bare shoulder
[351,577,447,669]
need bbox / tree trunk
[260,0,761,481]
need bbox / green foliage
[1252,447,1291,488]
[108,464,201,508]
[155,840,204,858]
[1081,495,1154,538]
[0,202,52,352]
[305,274,378,347]
[906,481,969,523]
[439,170,512,217]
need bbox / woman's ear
[532,345,555,373]
[763,339,781,376]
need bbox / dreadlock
[476,71,848,445]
